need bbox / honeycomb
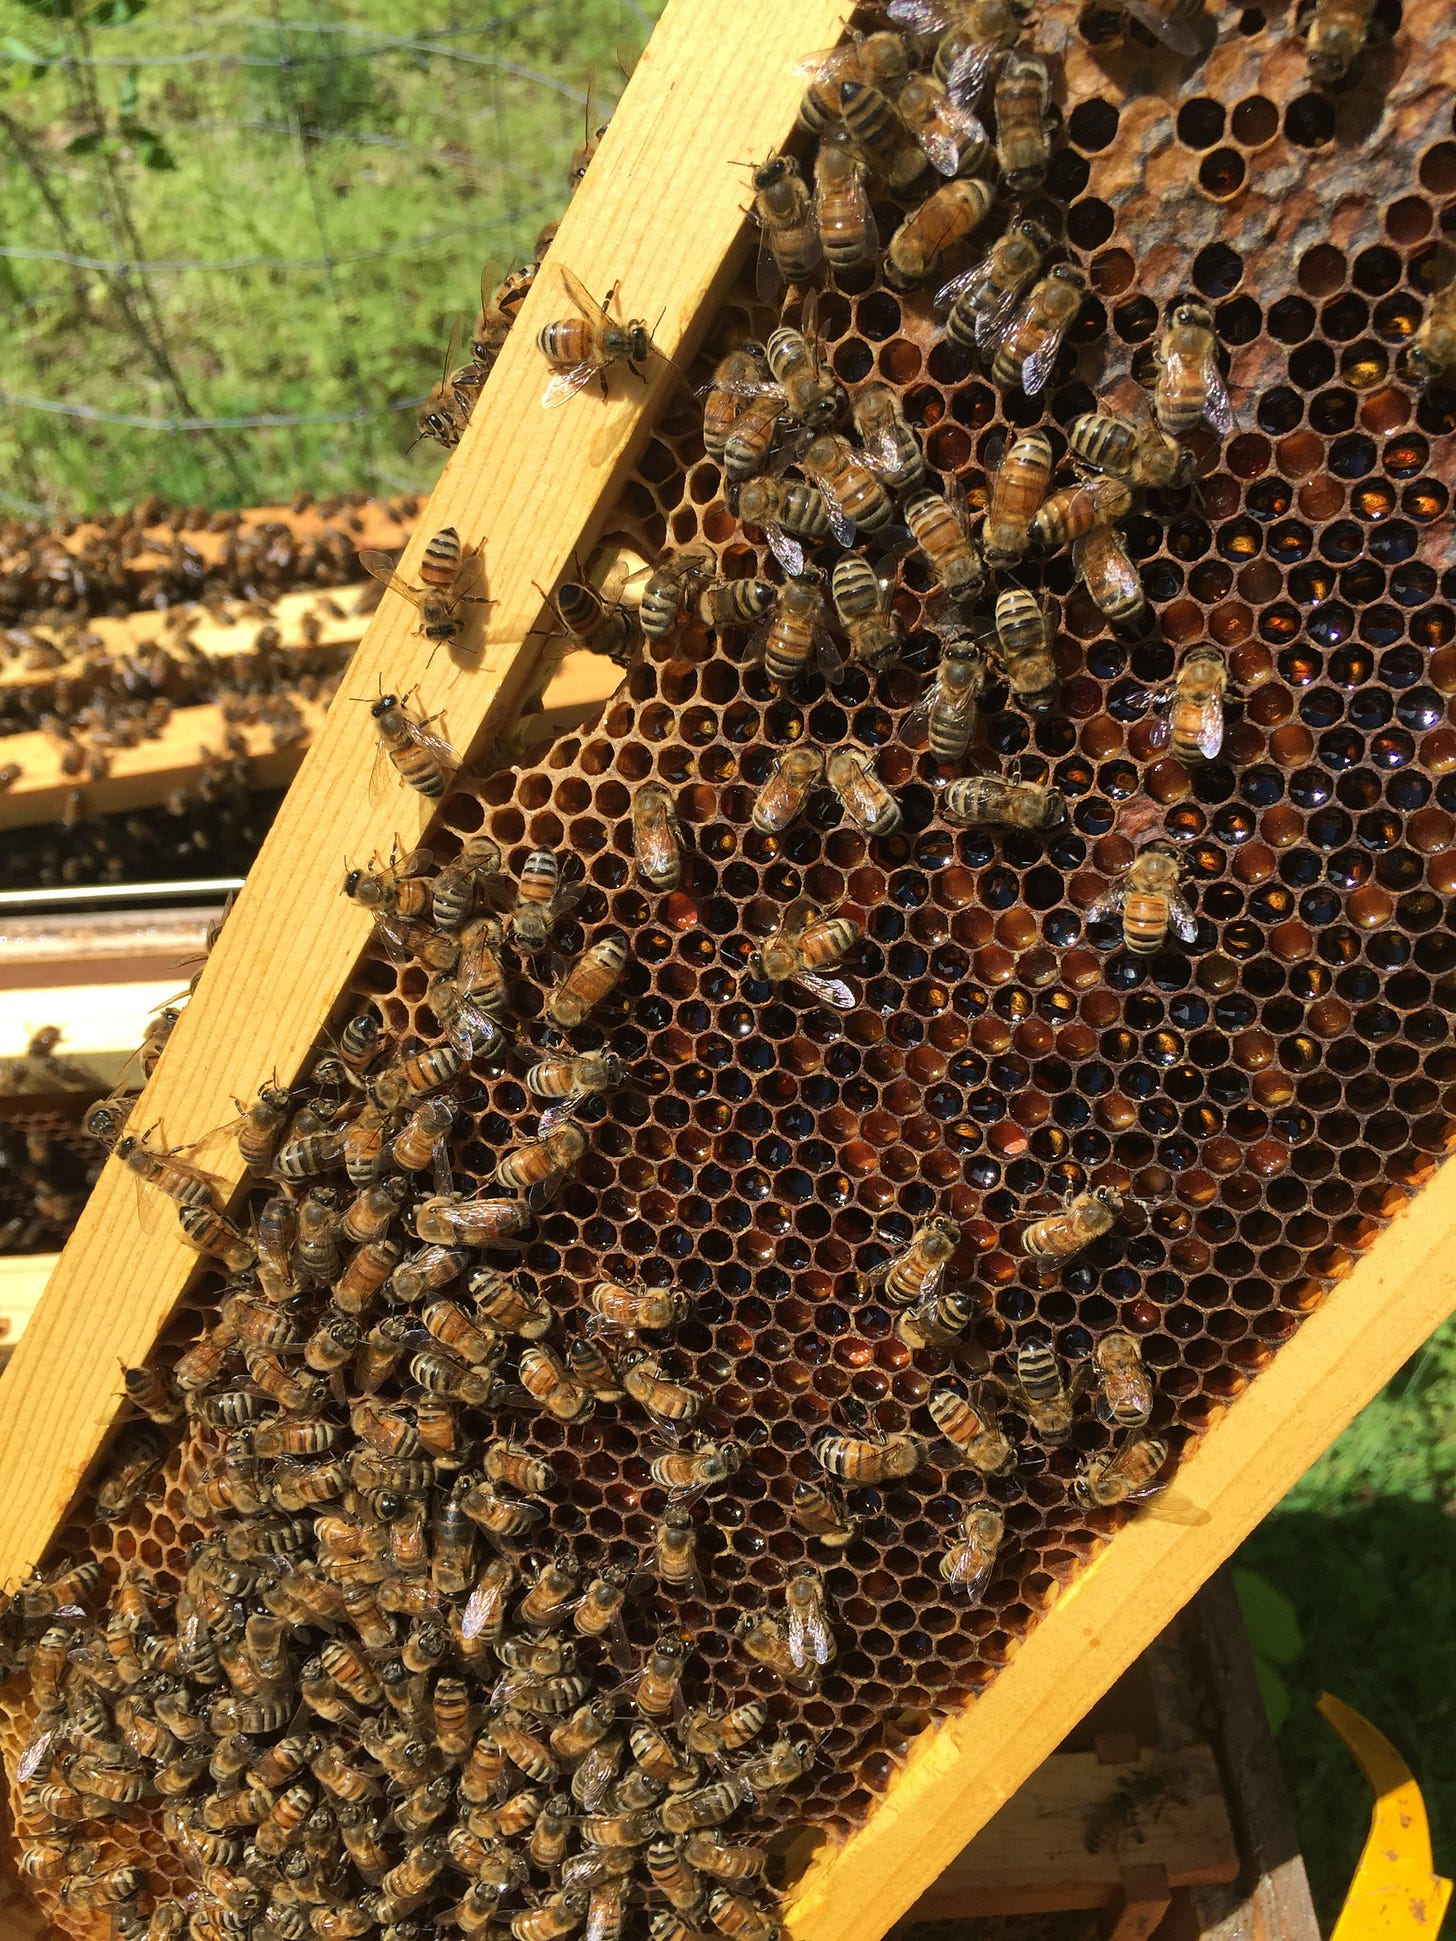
[5,0,1456,1935]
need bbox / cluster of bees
[8,0,1456,1933]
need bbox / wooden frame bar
[0,0,849,1586]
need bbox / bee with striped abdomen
[365,690,455,804]
[546,929,630,1031]
[1089,843,1198,955]
[927,1387,1014,1475]
[862,1214,960,1308]
[751,576,840,690]
[814,1426,923,1483]
[1093,1330,1154,1427]
[747,153,822,300]
[993,587,1059,714]
[884,178,995,290]
[940,1505,1004,1598]
[916,631,988,763]
[1154,299,1234,438]
[905,484,984,601]
[732,475,832,579]
[358,527,491,659]
[536,265,653,406]
[633,780,683,892]
[525,1047,627,1131]
[993,264,1087,396]
[1022,1185,1126,1260]
[982,429,1052,568]
[813,132,878,278]
[750,897,859,1011]
[1075,524,1147,628]
[831,554,901,670]
[826,747,901,838]
[943,770,1066,832]
[940,219,1052,360]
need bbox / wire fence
[0,0,662,516]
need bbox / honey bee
[750,576,839,690]
[540,573,637,665]
[723,392,788,484]
[526,1048,628,1132]
[656,1504,706,1599]
[814,133,878,278]
[1089,843,1199,955]
[944,770,1067,831]
[707,1889,781,1941]
[790,1480,860,1549]
[414,1189,530,1248]
[229,1080,293,1172]
[1305,0,1374,82]
[831,555,901,670]
[366,690,455,803]
[904,485,984,601]
[1075,1434,1171,1508]
[897,69,989,175]
[747,154,822,299]
[497,1120,587,1207]
[733,475,833,578]
[646,1835,706,1912]
[1006,1339,1077,1440]
[702,344,772,461]
[848,391,923,508]
[993,49,1053,191]
[178,1203,256,1273]
[826,747,901,838]
[592,1277,689,1334]
[795,30,913,138]
[927,1387,1014,1475]
[358,527,490,658]
[520,1344,595,1423]
[112,1129,219,1209]
[1154,300,1234,438]
[679,1699,767,1763]
[783,1565,835,1670]
[1068,399,1192,491]
[940,1505,1004,1598]
[575,1568,632,1667]
[537,265,653,406]
[620,1350,703,1430]
[885,179,995,290]
[814,1426,923,1483]
[939,219,1051,360]
[734,1610,802,1685]
[633,780,683,891]
[546,928,629,1031]
[567,1335,626,1405]
[415,321,482,450]
[698,576,780,632]
[799,432,897,544]
[1144,644,1228,761]
[1022,1184,1126,1259]
[863,1215,960,1308]
[121,1361,183,1425]
[1075,524,1147,628]
[986,590,1056,722]
[982,429,1052,567]
[1094,1330,1155,1428]
[1409,272,1456,385]
[639,545,715,641]
[750,896,859,1010]
[648,1439,740,1507]
[838,80,930,195]
[766,310,844,430]
[636,1630,689,1720]
[993,264,1087,395]
[916,632,988,762]
[473,258,537,368]
[471,1264,552,1337]
[1032,475,1132,553]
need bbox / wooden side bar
[0,0,849,1589]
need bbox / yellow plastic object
[1320,1693,1452,1939]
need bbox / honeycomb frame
[3,0,1456,1934]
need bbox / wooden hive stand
[0,2,1452,1936]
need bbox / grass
[0,0,666,513]
[1235,1315,1456,1929]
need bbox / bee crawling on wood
[536,264,656,406]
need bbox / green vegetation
[0,0,665,513]
[1235,1315,1456,1929]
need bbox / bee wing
[1087,886,1128,925]
[404,710,458,771]
[777,895,819,941]
[558,262,605,320]
[1195,698,1225,760]
[357,553,423,607]
[1201,357,1236,436]
[542,364,599,409]
[1120,0,1206,53]
[794,970,856,1011]
[765,524,806,578]
[917,106,987,177]
[810,473,858,547]
[785,1601,810,1669]
[793,44,849,81]
[943,1545,995,1601]
[16,1712,60,1783]
[813,624,845,684]
[1075,529,1146,619]
[943,38,1005,111]
[1168,893,1200,944]
[1021,319,1070,398]
[888,0,951,25]
[973,280,1026,355]
[934,254,995,311]
[804,1605,833,1666]
[538,1094,586,1135]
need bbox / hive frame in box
[0,2,1454,1935]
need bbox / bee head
[627,323,651,365]
[370,694,397,719]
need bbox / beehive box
[0,1,1454,1937]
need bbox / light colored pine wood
[0,696,330,831]
[0,646,620,830]
[0,582,370,693]
[782,1154,1456,1941]
[0,1256,57,1366]
[905,1746,1236,1918]
[0,980,181,1081]
[0,0,849,1588]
